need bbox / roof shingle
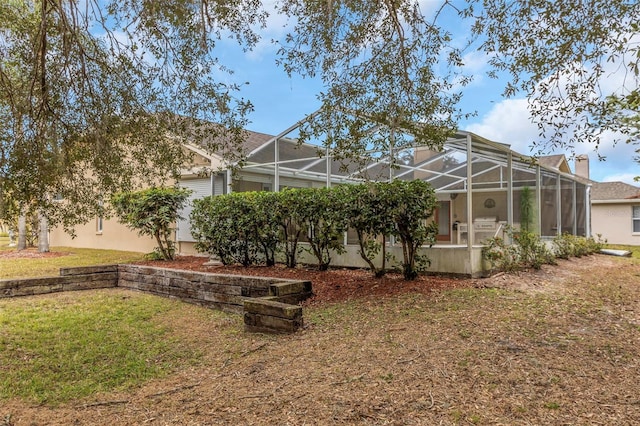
[590,181,640,200]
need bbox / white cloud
[464,97,640,183]
[464,98,539,154]
[600,173,639,186]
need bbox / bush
[296,187,346,270]
[483,227,555,273]
[189,181,439,278]
[111,187,190,260]
[251,191,281,266]
[385,180,438,280]
[191,194,260,266]
[271,189,306,268]
[514,230,555,269]
[484,229,606,274]
[553,233,606,259]
[335,183,394,277]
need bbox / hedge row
[190,180,438,280]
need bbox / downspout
[536,166,542,235]
[556,174,562,236]
[466,133,473,253]
[506,152,513,243]
[274,137,280,192]
[586,185,592,238]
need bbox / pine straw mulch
[3,254,640,425]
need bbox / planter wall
[0,265,312,334]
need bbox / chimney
[575,154,589,179]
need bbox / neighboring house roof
[591,181,640,201]
[241,129,275,153]
[537,154,572,174]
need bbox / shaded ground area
[2,254,640,425]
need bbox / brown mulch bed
[133,256,475,306]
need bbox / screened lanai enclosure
[178,114,590,277]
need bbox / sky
[213,3,639,186]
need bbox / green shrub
[386,180,438,280]
[335,183,395,277]
[296,187,346,270]
[553,233,606,259]
[111,187,191,260]
[189,181,438,278]
[251,191,281,266]
[482,236,520,273]
[483,227,555,273]
[271,188,306,268]
[191,194,260,266]
[514,230,555,269]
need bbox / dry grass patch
[1,255,640,425]
[0,247,145,279]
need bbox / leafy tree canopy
[2,0,638,233]
[277,0,466,165]
[277,0,639,162]
[0,0,265,230]
[475,0,640,158]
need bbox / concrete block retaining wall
[0,265,312,333]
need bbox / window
[633,206,640,233]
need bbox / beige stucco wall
[49,144,216,253]
[592,202,640,245]
[49,217,156,253]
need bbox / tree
[296,187,346,271]
[278,1,639,164]
[0,0,265,236]
[111,187,191,260]
[474,0,640,157]
[272,189,306,268]
[277,1,466,164]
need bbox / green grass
[0,246,146,279]
[0,291,201,405]
[0,235,9,250]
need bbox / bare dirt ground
[2,254,640,425]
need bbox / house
[590,181,640,245]
[50,113,591,276]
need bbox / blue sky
[215,4,639,186]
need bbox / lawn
[1,254,639,425]
[0,235,10,250]
[0,290,206,404]
[0,246,145,279]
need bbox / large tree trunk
[38,211,49,252]
[17,213,26,250]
